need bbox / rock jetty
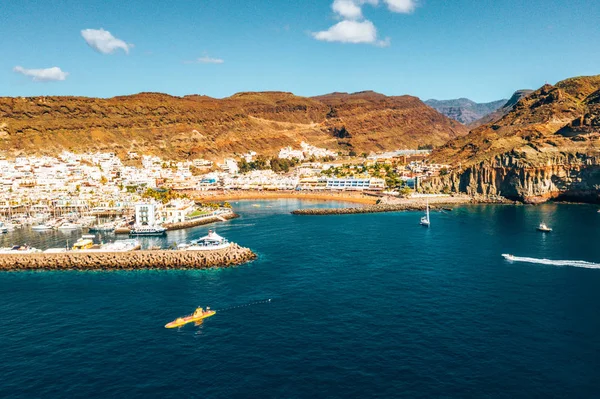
[0,244,256,271]
[115,212,238,234]
[292,203,434,215]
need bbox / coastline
[191,190,379,205]
[0,244,256,271]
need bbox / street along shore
[0,244,256,271]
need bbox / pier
[0,244,256,271]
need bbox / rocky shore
[0,244,256,271]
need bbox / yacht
[129,224,167,236]
[178,230,231,251]
[57,222,82,230]
[537,223,552,232]
[0,245,41,254]
[420,200,430,227]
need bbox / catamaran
[420,200,430,227]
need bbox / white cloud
[314,0,416,45]
[13,66,68,82]
[81,28,132,54]
[384,0,417,13]
[332,0,364,20]
[197,56,224,64]
[313,20,381,44]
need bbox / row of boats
[0,230,232,254]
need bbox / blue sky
[2,0,599,102]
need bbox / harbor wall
[114,211,238,234]
[0,244,256,271]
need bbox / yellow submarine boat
[164,307,216,328]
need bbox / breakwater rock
[0,244,256,271]
[163,212,238,231]
[292,204,436,215]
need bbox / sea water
[1,200,600,398]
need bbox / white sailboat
[420,200,430,227]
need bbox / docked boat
[420,200,430,227]
[72,238,95,250]
[537,223,552,232]
[178,230,231,251]
[31,224,53,231]
[129,224,167,236]
[58,222,82,230]
[88,223,115,233]
[96,239,141,252]
[0,245,41,254]
[0,222,8,234]
[165,307,216,329]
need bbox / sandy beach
[191,190,380,205]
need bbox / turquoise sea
[1,200,600,398]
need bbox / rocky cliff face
[0,91,467,160]
[426,76,600,203]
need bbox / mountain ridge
[0,91,468,160]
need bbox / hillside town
[0,141,450,230]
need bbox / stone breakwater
[0,244,256,271]
[292,204,437,215]
[163,212,238,231]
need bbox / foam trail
[502,254,600,269]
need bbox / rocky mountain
[425,98,507,125]
[0,91,467,160]
[424,75,600,203]
[468,89,534,128]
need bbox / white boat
[0,222,8,234]
[0,245,41,254]
[129,224,167,236]
[502,254,515,261]
[97,239,141,252]
[178,230,231,251]
[57,222,82,230]
[31,224,53,231]
[420,200,430,227]
[537,223,552,232]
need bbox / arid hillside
[425,75,600,203]
[0,91,467,160]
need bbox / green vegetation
[238,156,300,173]
[142,188,182,204]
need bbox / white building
[135,203,158,226]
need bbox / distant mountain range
[425,98,507,125]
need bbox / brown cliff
[425,75,600,203]
[0,91,467,159]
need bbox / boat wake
[502,254,600,269]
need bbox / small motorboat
[502,254,515,261]
[31,224,53,231]
[58,222,82,230]
[537,223,552,232]
[165,307,216,328]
